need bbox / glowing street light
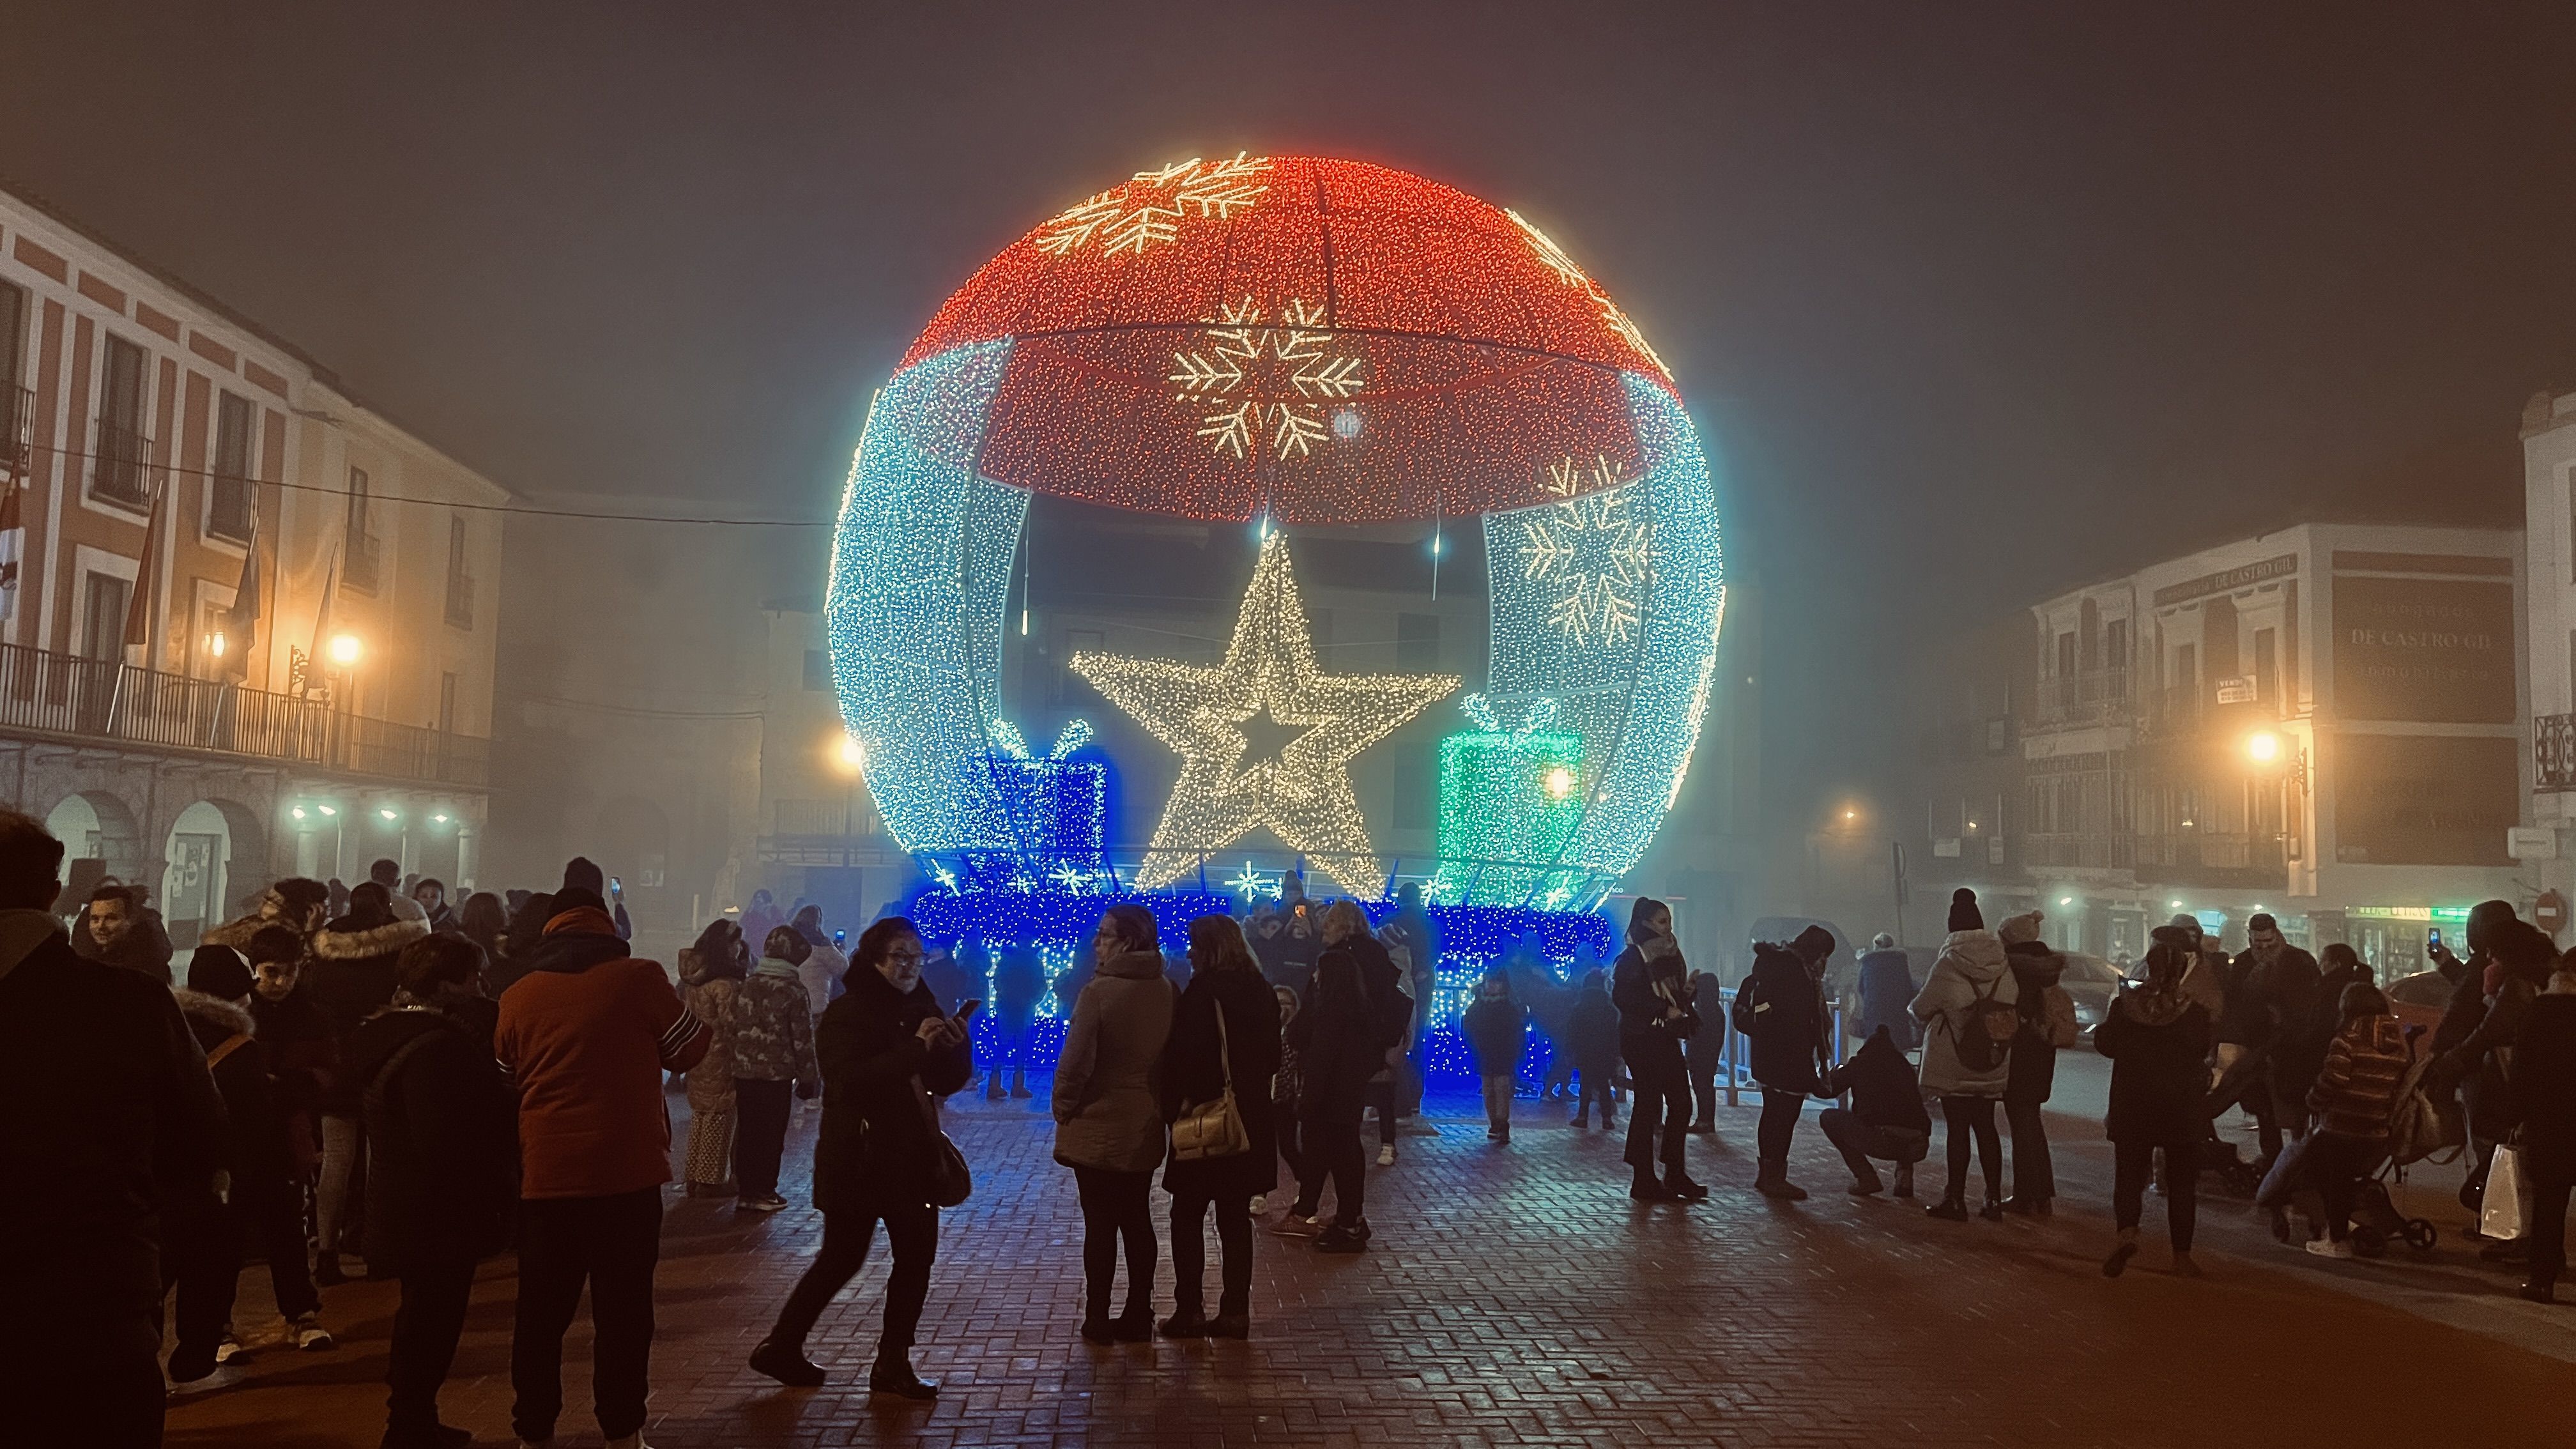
[206,631,227,659]
[378,808,399,823]
[2245,730,2283,766]
[326,632,364,668]
[832,733,868,776]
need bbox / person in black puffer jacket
[1998,912,2063,1217]
[167,947,305,1386]
[347,935,516,1449]
[1733,929,1831,1200]
[1462,971,1528,1144]
[1283,901,1397,1252]
[1614,896,1705,1202]
[1819,1025,1932,1197]
[305,881,429,1283]
[2095,930,2214,1280]
[2507,967,2576,1303]
[751,916,970,1399]
[1156,914,1281,1338]
[1567,969,1622,1131]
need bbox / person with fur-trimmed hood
[1910,889,2018,1222]
[305,879,432,1284]
[166,945,328,1388]
[203,876,332,954]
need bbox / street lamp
[2244,730,2283,765]
[832,733,868,776]
[327,632,364,668]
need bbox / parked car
[2382,968,2452,1039]
[2057,952,2123,1038]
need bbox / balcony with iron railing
[2133,830,2284,884]
[2034,669,2133,728]
[0,640,487,788]
[90,418,155,510]
[2538,712,2576,793]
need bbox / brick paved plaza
[169,1084,2572,1448]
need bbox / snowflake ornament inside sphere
[1518,455,1655,648]
[1040,153,1273,257]
[1169,298,1368,461]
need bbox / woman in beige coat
[1054,903,1176,1342]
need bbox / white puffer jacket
[1909,929,2020,1097]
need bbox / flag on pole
[121,482,165,663]
[303,542,339,698]
[0,481,22,622]
[223,521,261,680]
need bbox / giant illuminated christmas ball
[829,153,1722,906]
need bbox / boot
[1926,1195,1969,1222]
[1846,1166,1885,1197]
[1158,1304,1209,1338]
[868,1353,939,1400]
[1010,1070,1032,1100]
[2103,1227,2140,1278]
[1754,1161,1806,1201]
[1629,1166,1680,1202]
[748,1337,826,1387]
[1665,1168,1710,1201]
[1893,1163,1915,1198]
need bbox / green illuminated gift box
[1430,696,1584,905]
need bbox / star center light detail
[1038,153,1272,257]
[1167,297,1368,461]
[1070,532,1459,896]
[1519,454,1655,648]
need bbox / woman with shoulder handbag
[749,916,972,1399]
[1158,915,1282,1338]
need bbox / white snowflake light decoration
[1518,455,1655,649]
[1039,153,1273,257]
[1504,208,1672,381]
[1168,297,1367,461]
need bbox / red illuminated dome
[902,154,1680,525]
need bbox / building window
[2253,627,2278,705]
[81,572,131,661]
[439,671,458,734]
[803,648,831,692]
[443,514,473,628]
[2055,631,2076,678]
[1398,612,1440,671]
[344,467,380,592]
[0,281,26,463]
[2104,618,2129,675]
[209,392,255,542]
[93,334,151,508]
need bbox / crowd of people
[4,799,2570,1449]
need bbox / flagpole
[106,473,168,737]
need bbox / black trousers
[2532,1170,2573,1286]
[2004,1097,2053,1202]
[1274,1102,1303,1188]
[241,1173,320,1319]
[1571,1059,1618,1125]
[1819,1108,1928,1183]
[511,1188,662,1444]
[1363,1077,1397,1146]
[734,1077,794,1199]
[1071,1166,1156,1321]
[387,1259,477,1433]
[159,1206,240,1382]
[1298,1087,1368,1225]
[1758,1087,1805,1164]
[1940,1096,2004,1202]
[769,1202,939,1354]
[1687,1038,1722,1125]
[2113,1138,2198,1251]
[1169,1192,1252,1317]
[1624,1061,1690,1174]
[2303,1131,2376,1241]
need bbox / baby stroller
[2346,1162,2438,1256]
[2258,1138,2439,1255]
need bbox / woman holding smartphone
[749,916,972,1399]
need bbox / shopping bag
[2478,1142,2527,1241]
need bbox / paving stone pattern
[169,1091,2570,1448]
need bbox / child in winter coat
[1463,973,1529,1143]
[2297,983,2409,1258]
[1567,969,1622,1130]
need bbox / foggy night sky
[4,1,2573,822]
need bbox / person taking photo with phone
[751,916,972,1399]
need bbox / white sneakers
[291,1313,335,1351]
[1376,1144,1397,1167]
[1248,1194,1266,1214]
[2304,1237,2356,1260]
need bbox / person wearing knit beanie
[1947,889,1984,933]
[185,943,255,1002]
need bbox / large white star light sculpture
[1071,532,1460,897]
